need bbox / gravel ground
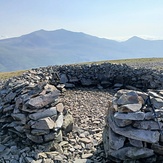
[59,87,116,162]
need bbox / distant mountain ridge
[0,29,163,72]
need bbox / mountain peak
[127,36,144,41]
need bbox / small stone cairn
[103,89,163,162]
[0,75,73,147]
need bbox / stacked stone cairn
[0,73,73,162]
[103,89,163,162]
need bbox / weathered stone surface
[25,90,60,109]
[109,127,126,150]
[126,147,154,159]
[0,144,6,152]
[31,117,55,130]
[74,158,93,163]
[151,143,163,155]
[117,91,140,105]
[129,138,143,147]
[133,120,163,130]
[56,103,64,113]
[3,105,14,112]
[79,138,92,144]
[31,129,50,135]
[55,113,63,130]
[114,112,145,120]
[151,97,163,109]
[118,103,142,112]
[114,118,132,127]
[29,107,57,120]
[110,147,154,160]
[60,74,68,84]
[62,112,73,134]
[26,134,43,143]
[109,113,160,143]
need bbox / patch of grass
[108,58,163,64]
[77,58,163,65]
[0,70,27,80]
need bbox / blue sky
[1,0,163,40]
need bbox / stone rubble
[103,89,163,162]
[0,62,163,162]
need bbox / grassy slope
[0,58,162,80]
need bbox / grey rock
[151,97,163,109]
[108,127,126,150]
[129,138,143,147]
[25,90,60,109]
[79,137,92,144]
[55,113,63,130]
[62,112,73,134]
[31,117,55,130]
[65,83,75,88]
[126,147,154,159]
[5,91,17,102]
[114,118,132,127]
[114,112,145,120]
[43,132,55,142]
[81,78,93,86]
[151,143,163,155]
[44,84,58,92]
[133,120,163,130]
[29,107,57,120]
[60,74,68,84]
[3,104,14,112]
[0,144,6,152]
[117,91,140,105]
[26,134,43,143]
[31,129,50,135]
[118,103,142,112]
[56,103,64,113]
[74,158,93,163]
[109,113,160,143]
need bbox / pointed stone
[55,113,63,130]
[31,117,55,130]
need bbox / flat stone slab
[118,103,142,112]
[31,117,55,130]
[114,112,145,120]
[133,120,163,130]
[29,107,57,120]
[25,90,60,109]
[109,113,160,143]
[110,147,154,160]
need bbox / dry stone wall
[103,89,163,162]
[0,62,163,162]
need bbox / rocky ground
[0,60,163,163]
[61,87,115,162]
